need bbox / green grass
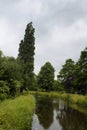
[0,94,35,130]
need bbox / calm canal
[31,96,87,130]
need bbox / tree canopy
[58,47,87,94]
[37,62,55,91]
[18,22,35,90]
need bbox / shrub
[0,80,9,100]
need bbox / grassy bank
[0,94,35,130]
[30,91,87,107]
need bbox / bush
[8,79,21,97]
[0,81,9,100]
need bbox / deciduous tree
[37,62,55,91]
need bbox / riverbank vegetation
[0,94,35,130]
[0,21,87,113]
[30,91,87,107]
[0,19,87,130]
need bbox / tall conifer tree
[18,22,35,90]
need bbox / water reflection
[35,96,53,129]
[57,105,87,130]
[32,96,87,130]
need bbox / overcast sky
[0,0,87,77]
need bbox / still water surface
[32,96,87,130]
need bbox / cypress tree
[18,22,35,90]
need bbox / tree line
[36,47,87,94]
[0,22,35,100]
[57,47,87,94]
[0,22,87,100]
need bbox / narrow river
[31,96,87,130]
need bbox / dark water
[31,96,87,130]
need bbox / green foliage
[37,62,55,91]
[0,81,9,100]
[71,48,87,94]
[76,47,87,93]
[0,81,9,94]
[8,79,21,97]
[1,57,22,81]
[53,80,64,91]
[30,74,38,91]
[0,22,35,98]
[58,59,75,92]
[18,22,35,90]
[0,95,35,130]
[0,51,6,78]
[58,47,87,94]
[0,52,23,98]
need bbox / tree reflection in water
[32,96,87,130]
[35,96,53,129]
[57,104,87,130]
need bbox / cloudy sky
[0,0,87,77]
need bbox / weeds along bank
[30,91,87,107]
[0,92,87,130]
[0,95,35,130]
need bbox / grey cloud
[37,0,87,37]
